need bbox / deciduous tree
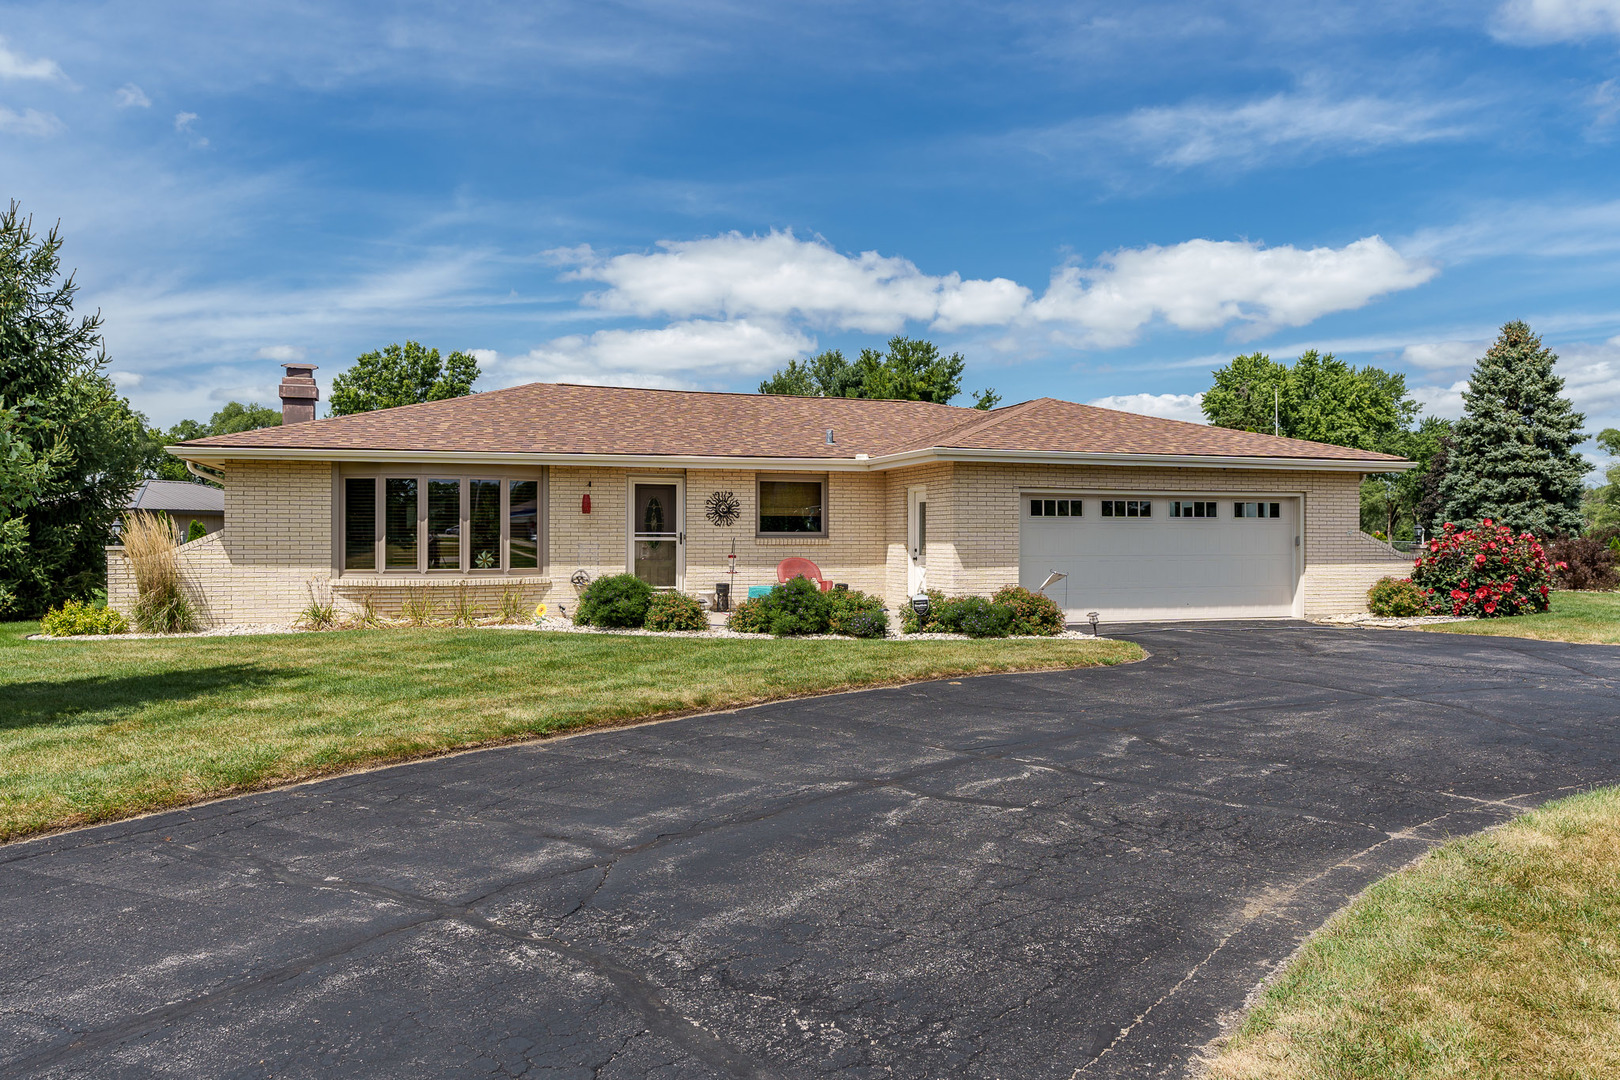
[148,401,281,483]
[1202,350,1418,452]
[759,337,995,406]
[329,341,480,416]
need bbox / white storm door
[628,477,684,589]
[907,484,927,594]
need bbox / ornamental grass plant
[1409,520,1554,617]
[122,512,198,633]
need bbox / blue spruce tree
[1439,321,1588,536]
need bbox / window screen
[509,480,538,569]
[759,479,825,534]
[385,478,418,569]
[468,480,501,569]
[427,479,461,569]
[344,478,376,570]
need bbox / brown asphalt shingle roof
[176,382,1405,464]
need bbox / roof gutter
[168,444,1414,474]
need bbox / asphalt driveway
[3,624,1619,1079]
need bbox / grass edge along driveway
[1421,590,1620,645]
[1205,784,1620,1080]
[0,623,1140,843]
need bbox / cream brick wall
[118,457,1408,626]
[545,466,894,610]
[107,461,333,626]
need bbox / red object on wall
[581,492,591,514]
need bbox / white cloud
[1070,92,1473,170]
[1494,0,1620,42]
[1087,392,1206,424]
[1400,340,1486,369]
[1403,197,1620,261]
[556,230,1433,350]
[1028,236,1436,346]
[114,83,151,108]
[1555,335,1620,424]
[486,318,815,388]
[0,105,62,136]
[1410,335,1620,435]
[1412,380,1471,420]
[557,230,1030,335]
[0,36,66,82]
[173,110,197,132]
[256,344,306,362]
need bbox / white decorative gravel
[1310,613,1469,629]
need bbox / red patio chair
[776,557,832,592]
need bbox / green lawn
[0,622,1140,843]
[1421,590,1620,644]
[1206,785,1620,1080]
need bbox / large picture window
[342,469,544,574]
[758,476,826,536]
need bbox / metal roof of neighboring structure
[127,478,225,514]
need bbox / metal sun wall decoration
[704,490,741,527]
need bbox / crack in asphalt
[1063,797,1534,1078]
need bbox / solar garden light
[1087,611,1100,636]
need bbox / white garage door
[1018,494,1301,622]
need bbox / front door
[907,484,927,595]
[629,478,684,588]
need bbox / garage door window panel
[1030,499,1082,518]
[1101,500,1151,518]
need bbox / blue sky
[3,1,1619,469]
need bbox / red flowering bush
[1408,520,1555,618]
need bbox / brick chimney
[278,363,319,424]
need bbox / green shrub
[725,596,770,634]
[900,589,946,633]
[932,595,1015,638]
[185,519,207,543]
[1409,520,1554,618]
[1367,576,1428,617]
[40,599,129,637]
[645,591,709,632]
[991,585,1065,635]
[748,575,832,636]
[574,573,655,628]
[826,589,889,638]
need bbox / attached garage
[1018,492,1302,622]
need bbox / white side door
[907,484,927,594]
